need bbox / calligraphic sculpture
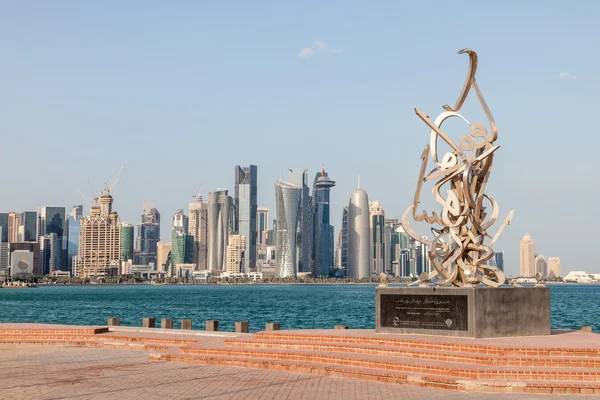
[403,49,514,288]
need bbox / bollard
[107,317,120,326]
[334,325,348,330]
[161,318,174,329]
[265,322,280,331]
[235,321,249,333]
[206,320,219,331]
[581,326,593,332]
[142,318,156,328]
[181,319,193,330]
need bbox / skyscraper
[257,207,269,251]
[275,180,302,277]
[535,255,548,277]
[383,218,399,275]
[37,206,67,270]
[135,201,160,268]
[311,166,336,277]
[0,214,8,243]
[340,206,349,271]
[226,234,246,274]
[234,165,257,272]
[39,233,59,275]
[287,169,310,272]
[0,215,8,273]
[121,223,134,262]
[548,257,561,278]
[494,251,505,272]
[189,198,208,270]
[172,209,188,233]
[348,185,371,279]
[171,231,194,272]
[7,212,18,243]
[369,201,385,276]
[78,194,121,278]
[17,211,37,242]
[156,241,172,274]
[207,190,233,272]
[519,233,535,277]
[67,205,83,272]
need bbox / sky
[2,1,599,276]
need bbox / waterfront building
[225,234,246,274]
[287,169,310,273]
[207,190,233,272]
[234,165,258,272]
[189,198,208,270]
[348,185,371,279]
[156,241,172,274]
[121,223,134,262]
[519,233,535,277]
[171,231,194,276]
[0,226,7,274]
[8,212,18,243]
[67,205,83,272]
[17,211,37,242]
[39,233,59,275]
[134,201,160,267]
[274,180,302,277]
[369,201,385,276]
[257,207,268,251]
[548,257,561,279]
[36,206,67,270]
[0,214,8,246]
[384,218,399,275]
[340,206,349,271]
[311,166,336,277]
[399,249,410,277]
[8,242,40,275]
[535,255,548,277]
[495,251,505,272]
[420,236,430,274]
[78,194,121,278]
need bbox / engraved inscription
[380,294,468,331]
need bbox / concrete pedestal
[235,321,249,333]
[161,318,173,329]
[376,286,550,338]
[266,322,280,331]
[142,318,155,328]
[180,319,192,330]
[107,318,120,326]
[206,320,219,331]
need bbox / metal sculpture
[403,49,514,288]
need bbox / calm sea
[0,284,597,333]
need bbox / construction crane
[88,179,100,206]
[104,164,126,196]
[191,180,204,202]
[76,188,92,208]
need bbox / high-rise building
[257,207,269,250]
[420,235,430,274]
[172,209,188,233]
[348,185,371,279]
[369,201,385,276]
[135,201,160,267]
[171,231,194,275]
[519,233,535,277]
[274,180,302,277]
[189,198,208,270]
[399,249,410,277]
[234,165,257,272]
[8,212,18,243]
[226,234,246,274]
[37,206,67,271]
[17,211,37,242]
[311,166,336,277]
[287,169,310,272]
[0,226,7,273]
[121,223,134,262]
[535,255,548,277]
[548,257,561,278]
[494,251,505,272]
[384,218,399,275]
[156,241,172,274]
[78,194,121,278]
[67,205,83,272]
[207,190,233,272]
[9,242,40,276]
[39,233,60,275]
[0,213,9,244]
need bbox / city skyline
[2,2,598,276]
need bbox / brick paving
[1,345,595,400]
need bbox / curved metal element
[405,49,515,288]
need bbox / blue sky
[2,1,598,276]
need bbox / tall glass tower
[287,169,310,272]
[207,190,233,272]
[135,201,160,268]
[234,165,257,273]
[37,206,67,270]
[67,205,83,272]
[311,166,336,277]
[274,180,302,277]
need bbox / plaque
[380,294,468,331]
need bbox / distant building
[135,201,160,267]
[369,201,385,276]
[535,255,548,277]
[172,209,188,233]
[275,180,302,277]
[7,212,18,243]
[78,195,121,278]
[8,242,40,275]
[171,231,194,276]
[311,166,336,277]
[121,223,134,262]
[348,185,370,279]
[234,165,257,273]
[340,206,349,271]
[519,233,535,277]
[257,207,269,251]
[548,257,561,278]
[17,211,37,242]
[494,251,505,272]
[37,206,67,270]
[189,198,208,270]
[384,218,399,275]
[156,241,172,274]
[287,169,310,273]
[226,234,246,274]
[207,190,233,272]
[0,226,7,274]
[67,205,83,272]
[39,233,60,275]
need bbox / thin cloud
[557,72,574,79]
[297,39,343,60]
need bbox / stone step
[0,338,173,351]
[0,333,197,346]
[224,338,600,368]
[252,331,600,357]
[0,327,108,334]
[178,346,600,382]
[149,352,600,394]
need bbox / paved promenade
[1,344,595,400]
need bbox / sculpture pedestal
[376,286,550,338]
